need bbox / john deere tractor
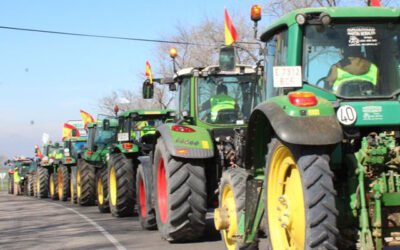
[52,136,87,202]
[7,158,37,195]
[107,109,175,217]
[35,142,63,199]
[213,5,400,250]
[74,118,118,211]
[138,47,266,241]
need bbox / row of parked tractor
[6,4,400,249]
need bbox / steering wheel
[315,77,327,88]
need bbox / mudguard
[245,98,343,170]
[156,124,214,159]
[61,157,76,166]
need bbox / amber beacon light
[251,5,261,22]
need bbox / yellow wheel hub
[70,177,74,200]
[77,167,81,198]
[50,176,54,196]
[110,167,117,206]
[58,171,63,198]
[267,144,305,250]
[220,184,238,250]
[97,178,104,205]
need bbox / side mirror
[142,79,154,99]
[169,83,177,91]
[72,129,77,137]
[219,46,236,71]
[103,119,110,130]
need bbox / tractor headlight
[106,153,110,161]
[64,148,70,157]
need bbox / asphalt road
[0,191,224,250]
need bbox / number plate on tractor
[117,132,129,141]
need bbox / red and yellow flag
[145,61,153,85]
[35,144,43,160]
[371,0,382,6]
[62,123,80,140]
[224,8,238,46]
[80,109,94,128]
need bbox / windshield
[197,74,261,124]
[130,118,162,139]
[94,126,117,146]
[71,141,86,156]
[303,22,400,98]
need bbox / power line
[0,25,260,47]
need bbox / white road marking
[45,201,126,250]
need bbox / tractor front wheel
[58,165,70,201]
[32,174,37,197]
[27,175,34,196]
[96,168,110,213]
[265,139,338,249]
[108,153,135,217]
[77,160,96,206]
[153,139,207,242]
[70,167,77,204]
[136,164,156,230]
[37,166,49,198]
[49,173,58,200]
[8,173,14,194]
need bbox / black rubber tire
[37,166,49,198]
[27,175,34,196]
[108,153,135,217]
[96,168,110,213]
[58,165,70,201]
[264,138,338,249]
[136,164,157,230]
[218,168,256,250]
[153,139,207,242]
[77,159,96,206]
[8,173,14,194]
[70,166,77,204]
[49,173,58,200]
[32,174,37,197]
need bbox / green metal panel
[167,123,214,151]
[340,101,400,126]
[382,192,400,206]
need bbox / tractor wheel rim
[58,170,63,199]
[77,167,81,198]
[110,167,117,206]
[97,178,104,205]
[139,178,146,218]
[221,184,238,250]
[157,157,168,223]
[267,144,305,249]
[50,176,54,196]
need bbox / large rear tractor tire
[108,153,135,217]
[96,168,110,213]
[37,166,49,198]
[8,173,14,194]
[58,165,70,201]
[70,167,77,204]
[49,173,58,200]
[265,139,338,249]
[27,175,34,196]
[153,139,207,242]
[33,174,37,197]
[216,167,254,250]
[77,160,96,206]
[136,164,157,230]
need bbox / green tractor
[35,142,63,199]
[53,136,87,202]
[7,158,37,196]
[107,109,175,217]
[74,118,118,210]
[213,6,400,250]
[138,48,266,241]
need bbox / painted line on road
[44,201,126,250]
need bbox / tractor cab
[84,119,119,161]
[64,136,87,159]
[116,109,175,154]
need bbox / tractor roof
[64,136,87,142]
[120,109,175,118]
[260,7,400,41]
[87,121,102,128]
[175,64,258,78]
[87,120,118,128]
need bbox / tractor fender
[155,124,214,159]
[244,101,343,169]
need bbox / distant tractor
[7,158,37,196]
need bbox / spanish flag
[62,123,80,140]
[35,144,43,160]
[224,8,238,46]
[145,61,153,85]
[80,109,94,128]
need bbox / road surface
[0,191,224,250]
